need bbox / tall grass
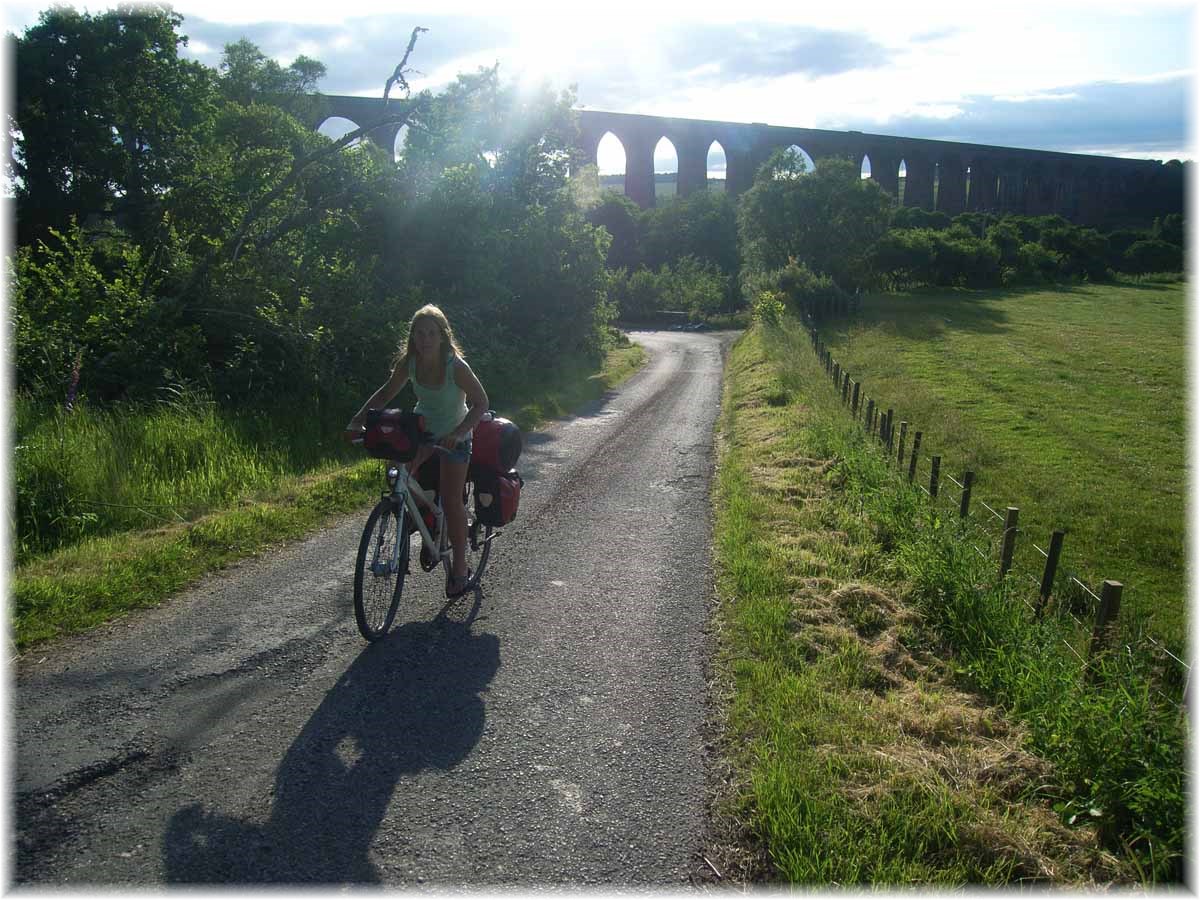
[13,386,353,564]
[742,314,1184,883]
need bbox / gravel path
[14,328,735,888]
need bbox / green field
[815,280,1186,647]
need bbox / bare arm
[443,358,489,447]
[345,366,409,433]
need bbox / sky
[1,0,1195,175]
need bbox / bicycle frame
[393,465,446,557]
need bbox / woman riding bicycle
[346,304,489,598]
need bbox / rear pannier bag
[471,411,522,473]
[474,468,523,527]
[363,409,426,461]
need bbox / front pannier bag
[363,409,426,461]
[474,468,523,526]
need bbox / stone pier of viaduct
[301,95,1177,225]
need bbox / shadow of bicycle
[163,599,499,885]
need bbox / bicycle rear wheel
[442,479,493,592]
[353,498,408,640]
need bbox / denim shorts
[442,437,472,465]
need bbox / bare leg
[439,457,470,580]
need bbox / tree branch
[384,26,428,103]
[180,27,431,293]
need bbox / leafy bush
[1017,241,1063,281]
[752,290,787,325]
[891,206,952,231]
[609,256,729,321]
[1123,239,1184,274]
[1152,213,1184,247]
[584,191,643,272]
[1040,225,1110,280]
[11,223,200,402]
[868,228,938,288]
[738,153,893,288]
[931,231,1002,286]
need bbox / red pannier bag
[362,409,426,461]
[471,411,522,473]
[473,468,523,527]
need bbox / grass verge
[708,316,1179,886]
[11,341,646,652]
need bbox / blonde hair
[396,303,465,373]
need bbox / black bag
[363,409,426,461]
[473,468,523,526]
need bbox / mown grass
[10,341,646,651]
[709,316,1181,886]
[813,280,1186,647]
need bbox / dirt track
[14,328,735,887]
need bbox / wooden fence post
[908,432,922,482]
[929,455,941,498]
[1088,580,1124,666]
[851,382,860,417]
[842,372,850,405]
[896,422,908,466]
[959,471,975,518]
[999,507,1019,577]
[865,400,875,433]
[1036,530,1066,619]
[886,409,895,453]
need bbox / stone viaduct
[301,95,1174,225]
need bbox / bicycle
[350,421,494,642]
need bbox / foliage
[640,188,739,276]
[741,258,851,319]
[10,8,616,416]
[867,227,1000,289]
[584,191,643,272]
[1016,241,1062,282]
[1123,239,1183,275]
[1040,225,1109,280]
[10,3,222,246]
[11,222,202,402]
[609,256,729,321]
[751,290,787,325]
[737,152,893,289]
[891,206,952,231]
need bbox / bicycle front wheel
[353,498,408,641]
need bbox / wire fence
[805,319,1190,707]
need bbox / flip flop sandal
[445,569,474,599]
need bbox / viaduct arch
[299,95,1175,226]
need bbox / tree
[218,38,326,106]
[641,189,738,276]
[737,152,893,289]
[585,191,643,272]
[11,3,220,245]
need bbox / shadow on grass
[162,603,499,885]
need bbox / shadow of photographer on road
[163,614,499,884]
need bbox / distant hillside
[599,173,726,198]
